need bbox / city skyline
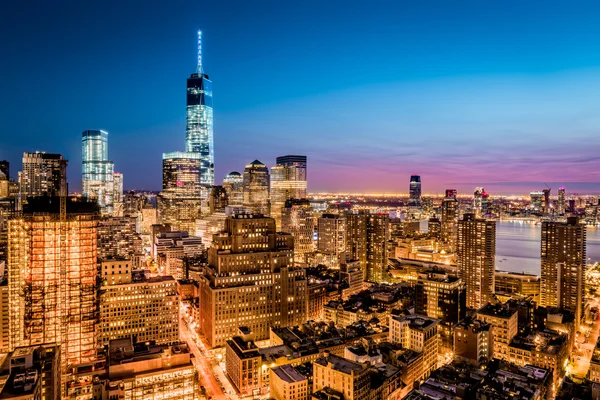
[2,1,600,194]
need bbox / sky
[1,0,600,194]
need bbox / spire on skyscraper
[197,29,203,74]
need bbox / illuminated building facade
[82,130,115,214]
[8,197,99,396]
[440,189,458,252]
[540,217,586,329]
[389,314,440,378]
[317,213,346,257]
[270,155,307,229]
[0,160,8,179]
[457,213,496,309]
[415,270,466,347]
[225,330,261,396]
[281,198,314,264]
[97,216,142,262]
[158,152,204,233]
[223,171,244,205]
[105,338,198,400]
[243,160,270,215]
[209,185,228,213]
[99,272,179,346]
[530,191,544,214]
[312,353,370,400]
[476,303,518,361]
[409,175,421,206]
[186,30,214,187]
[112,172,123,216]
[18,152,67,204]
[453,319,492,366]
[198,214,307,348]
[346,211,390,283]
[557,186,566,215]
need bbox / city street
[571,299,600,379]
[179,316,228,400]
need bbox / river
[496,221,600,275]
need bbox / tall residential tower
[409,175,421,206]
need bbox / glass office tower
[186,30,214,187]
[82,129,114,214]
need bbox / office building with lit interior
[82,130,115,214]
[270,155,307,229]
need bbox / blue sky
[1,0,600,194]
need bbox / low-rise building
[453,319,492,366]
[476,303,518,361]
[103,338,198,400]
[225,328,262,396]
[388,314,440,378]
[0,345,60,400]
[270,364,310,400]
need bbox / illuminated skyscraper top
[186,29,214,186]
[82,130,114,214]
[409,175,421,206]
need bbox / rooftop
[314,353,367,375]
[271,364,307,384]
[477,303,517,319]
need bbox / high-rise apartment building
[540,217,586,329]
[186,30,214,187]
[99,267,179,346]
[18,152,67,204]
[281,199,314,264]
[270,155,307,229]
[243,160,270,215]
[457,213,496,309]
[557,186,566,215]
[346,212,390,283]
[8,197,99,395]
[223,171,244,205]
[409,175,421,206]
[82,129,115,214]
[317,213,346,257]
[441,189,458,251]
[198,214,306,347]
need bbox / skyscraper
[270,155,307,229]
[8,197,99,396]
[186,30,214,186]
[557,186,566,215]
[82,129,115,214]
[530,191,544,214]
[157,152,204,233]
[243,160,270,215]
[540,217,586,329]
[409,175,422,206]
[441,189,459,252]
[317,213,346,257]
[281,198,314,264]
[473,187,484,217]
[346,211,390,283]
[457,213,496,309]
[18,152,67,202]
[223,171,244,205]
